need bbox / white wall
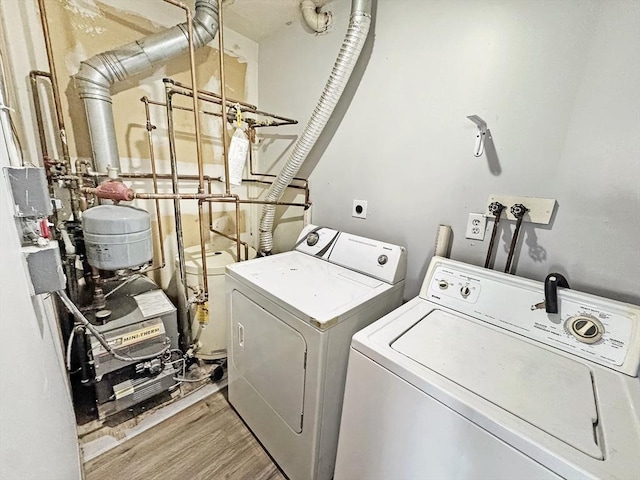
[0,173,83,480]
[0,4,81,478]
[258,0,640,304]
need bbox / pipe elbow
[194,0,220,38]
[74,57,114,96]
[301,0,332,34]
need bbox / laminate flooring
[84,388,286,480]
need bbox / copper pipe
[165,88,191,347]
[165,78,257,111]
[146,97,225,119]
[216,0,231,196]
[206,180,246,261]
[80,188,309,207]
[165,82,296,125]
[119,171,222,183]
[36,0,79,220]
[28,71,50,159]
[142,96,166,271]
[117,172,308,196]
[211,228,250,261]
[134,192,299,205]
[163,0,209,301]
[144,96,296,127]
[234,197,241,261]
[247,127,307,188]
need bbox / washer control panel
[421,262,640,375]
[429,270,481,304]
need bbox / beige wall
[1,0,262,288]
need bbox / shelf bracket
[467,115,488,157]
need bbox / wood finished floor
[84,388,286,480]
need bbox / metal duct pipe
[74,0,219,173]
[258,0,372,255]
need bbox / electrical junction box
[22,241,65,294]
[4,166,52,217]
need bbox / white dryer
[335,257,640,480]
[226,225,407,480]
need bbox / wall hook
[467,115,487,157]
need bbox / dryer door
[230,290,307,433]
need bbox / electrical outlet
[352,199,367,219]
[465,213,486,240]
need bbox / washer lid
[226,251,392,328]
[391,309,603,460]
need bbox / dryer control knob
[438,280,449,289]
[566,315,604,344]
[378,254,388,265]
[306,232,319,246]
[460,285,471,298]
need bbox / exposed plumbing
[73,0,219,174]
[258,0,372,255]
[301,0,332,34]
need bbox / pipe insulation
[74,0,219,173]
[258,0,372,255]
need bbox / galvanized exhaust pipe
[74,0,219,174]
[258,0,372,255]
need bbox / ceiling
[222,0,329,42]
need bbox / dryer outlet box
[352,200,367,219]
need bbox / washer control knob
[377,254,388,265]
[438,280,449,289]
[566,315,604,344]
[306,232,319,246]
[460,285,471,298]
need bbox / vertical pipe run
[142,97,166,270]
[28,71,50,160]
[504,204,528,274]
[165,88,192,347]
[163,0,210,299]
[217,0,231,196]
[36,0,79,220]
[484,202,505,269]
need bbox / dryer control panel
[294,225,407,285]
[420,258,640,376]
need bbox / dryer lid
[391,309,603,460]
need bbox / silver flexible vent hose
[74,0,219,173]
[258,0,372,255]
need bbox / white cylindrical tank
[82,205,152,270]
[181,237,257,360]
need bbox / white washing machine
[335,257,640,480]
[226,225,407,480]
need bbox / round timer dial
[566,315,604,344]
[306,232,320,246]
